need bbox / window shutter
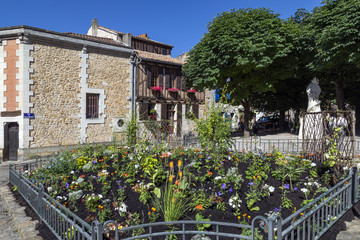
[215,88,220,102]
[147,66,152,89]
[139,103,149,120]
[176,70,181,90]
[177,103,182,135]
[158,67,164,88]
[161,104,167,121]
[193,104,199,119]
[165,69,170,90]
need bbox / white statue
[306,77,321,112]
[299,77,323,140]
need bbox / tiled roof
[63,32,128,47]
[136,50,184,65]
[98,25,173,48]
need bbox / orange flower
[195,205,203,210]
[268,153,272,156]
[199,155,203,157]
[123,173,128,177]
[151,207,156,212]
[148,212,151,216]
[175,180,180,186]
[208,172,213,176]
[308,153,313,156]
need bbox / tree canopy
[183,8,300,136]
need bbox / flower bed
[26,143,349,239]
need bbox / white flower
[119,202,127,213]
[307,182,313,186]
[135,164,139,169]
[301,188,308,193]
[98,194,103,199]
[268,186,275,193]
[357,163,360,169]
[214,176,222,181]
[343,166,349,171]
[70,171,74,174]
[229,196,242,208]
[314,182,320,187]
[47,187,53,192]
[311,163,316,167]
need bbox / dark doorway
[3,122,19,161]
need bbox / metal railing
[9,163,92,240]
[9,159,360,240]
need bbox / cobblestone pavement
[336,218,360,240]
[0,161,42,240]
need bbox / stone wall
[85,51,131,143]
[29,41,131,148]
[29,42,81,147]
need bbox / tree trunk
[335,80,345,110]
[243,102,251,137]
[279,110,285,132]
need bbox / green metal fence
[9,161,360,240]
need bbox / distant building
[87,19,205,136]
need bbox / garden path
[0,161,42,240]
[336,217,360,240]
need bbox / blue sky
[0,0,322,57]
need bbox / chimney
[124,33,132,47]
[91,18,98,36]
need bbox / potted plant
[187,88,197,93]
[168,88,180,93]
[151,86,163,92]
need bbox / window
[86,93,99,119]
[169,70,176,88]
[162,49,167,55]
[151,67,158,87]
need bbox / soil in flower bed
[25,144,352,239]
[8,182,57,240]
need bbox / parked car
[253,115,279,133]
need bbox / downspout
[130,52,142,118]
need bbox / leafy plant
[195,213,211,231]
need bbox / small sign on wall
[24,113,34,119]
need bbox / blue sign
[24,113,34,118]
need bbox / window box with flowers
[187,89,197,93]
[148,115,157,120]
[168,88,180,93]
[151,86,163,92]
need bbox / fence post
[351,167,359,204]
[38,183,44,224]
[92,220,103,240]
[267,216,278,240]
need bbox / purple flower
[65,183,69,188]
[218,191,222,196]
[284,184,290,189]
[229,187,233,193]
[274,208,279,212]
[294,187,298,191]
[248,182,254,186]
[221,183,226,189]
[92,160,96,164]
[207,157,211,160]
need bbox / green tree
[183,8,300,137]
[308,0,360,110]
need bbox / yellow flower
[170,161,174,168]
[237,216,241,219]
[179,171,183,178]
[171,197,175,203]
[178,160,182,167]
[169,175,173,182]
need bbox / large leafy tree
[308,0,360,110]
[183,8,300,136]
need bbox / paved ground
[0,161,42,240]
[336,218,360,240]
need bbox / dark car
[253,115,279,133]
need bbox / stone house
[0,25,133,161]
[87,19,205,137]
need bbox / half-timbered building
[87,19,205,136]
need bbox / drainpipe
[130,53,142,118]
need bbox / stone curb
[0,185,42,240]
